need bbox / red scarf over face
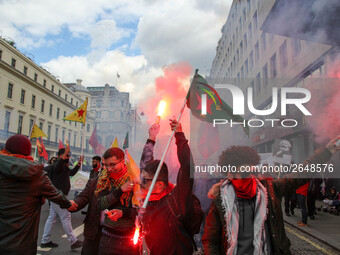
[230,176,257,199]
[109,167,127,180]
[142,183,175,202]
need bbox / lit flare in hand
[155,100,166,124]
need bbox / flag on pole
[36,137,48,161]
[30,123,47,139]
[117,72,120,78]
[111,137,119,148]
[186,70,249,136]
[123,132,129,149]
[63,97,88,123]
[58,140,65,150]
[125,149,140,207]
[89,125,99,149]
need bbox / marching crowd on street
[1,120,340,255]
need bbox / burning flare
[155,100,167,124]
[133,226,140,245]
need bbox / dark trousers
[284,192,297,213]
[98,229,139,255]
[297,194,308,224]
[307,192,317,216]
[81,231,102,255]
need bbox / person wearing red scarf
[90,155,101,179]
[203,137,340,255]
[0,135,72,255]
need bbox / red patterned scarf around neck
[142,182,174,202]
[95,165,132,206]
[230,175,257,199]
[0,149,34,161]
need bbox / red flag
[58,139,65,150]
[37,137,49,161]
[89,126,99,149]
[89,126,106,155]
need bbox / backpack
[167,193,204,236]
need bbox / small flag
[123,132,129,149]
[58,140,65,150]
[89,126,99,149]
[36,137,48,161]
[30,123,47,139]
[111,137,119,148]
[125,149,140,207]
[117,72,120,79]
[63,97,88,124]
[186,70,249,136]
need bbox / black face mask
[63,158,70,164]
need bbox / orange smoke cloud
[140,62,193,182]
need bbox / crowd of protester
[1,125,340,254]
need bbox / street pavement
[283,200,340,255]
[36,193,340,254]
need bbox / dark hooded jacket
[0,155,71,255]
[202,148,332,255]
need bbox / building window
[243,7,246,23]
[253,11,258,31]
[96,111,101,118]
[248,23,252,41]
[96,100,102,107]
[256,72,261,94]
[18,115,23,134]
[261,33,266,51]
[47,125,51,141]
[263,64,268,87]
[51,85,54,93]
[29,119,34,133]
[49,104,53,116]
[41,100,45,113]
[87,124,90,132]
[62,130,65,143]
[74,133,77,147]
[65,94,68,101]
[7,83,13,99]
[34,73,38,82]
[4,111,11,131]
[68,132,71,144]
[249,51,254,71]
[11,58,16,68]
[31,95,36,109]
[71,98,73,105]
[63,111,66,122]
[55,127,59,142]
[291,39,301,58]
[59,89,61,96]
[0,49,2,59]
[43,79,46,87]
[39,122,43,130]
[121,112,124,120]
[75,122,77,127]
[20,90,25,104]
[76,101,78,107]
[23,66,28,75]
[279,40,288,69]
[57,108,60,119]
[247,0,251,12]
[255,41,260,61]
[245,59,249,77]
[110,111,114,118]
[270,53,277,78]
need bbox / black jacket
[140,132,195,255]
[46,158,80,196]
[0,155,71,255]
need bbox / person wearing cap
[0,135,72,255]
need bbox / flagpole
[142,97,188,209]
[81,122,85,171]
[29,119,36,140]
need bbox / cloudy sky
[0,0,231,104]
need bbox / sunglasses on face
[103,159,124,170]
[140,176,165,185]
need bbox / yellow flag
[63,97,88,123]
[111,137,119,148]
[125,149,141,207]
[30,123,47,139]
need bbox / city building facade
[0,37,95,160]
